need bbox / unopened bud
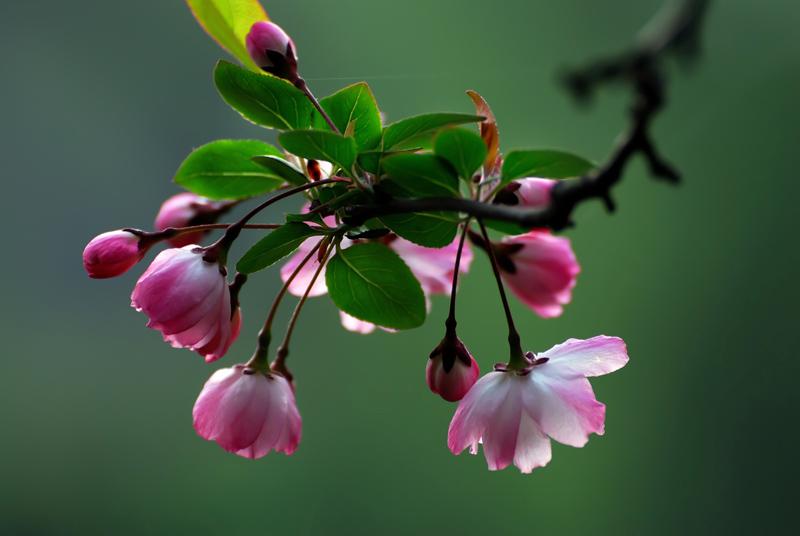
[246,21,298,81]
[83,230,147,279]
[427,335,480,402]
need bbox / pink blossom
[514,178,556,207]
[391,238,473,296]
[130,246,240,362]
[83,230,147,279]
[339,311,377,334]
[499,231,579,318]
[448,336,628,473]
[246,21,297,74]
[193,365,302,459]
[154,192,228,247]
[427,336,480,402]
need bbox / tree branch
[343,0,709,232]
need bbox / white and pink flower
[131,245,240,362]
[193,365,302,459]
[448,335,628,473]
[499,231,580,318]
[154,192,229,247]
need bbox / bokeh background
[2,0,798,534]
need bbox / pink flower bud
[130,246,240,362]
[448,336,628,473]
[245,21,298,79]
[193,365,302,459]
[83,230,147,279]
[154,192,229,247]
[497,231,580,318]
[427,336,480,402]
[494,178,556,208]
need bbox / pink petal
[538,335,629,378]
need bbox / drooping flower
[448,336,628,473]
[427,335,480,402]
[246,21,298,80]
[498,231,580,318]
[130,245,240,362]
[83,230,148,279]
[193,365,302,459]
[154,192,229,247]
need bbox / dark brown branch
[343,0,708,232]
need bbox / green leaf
[326,243,426,329]
[214,60,313,130]
[379,154,461,247]
[312,83,382,151]
[251,155,308,186]
[174,139,284,200]
[279,130,358,171]
[434,127,487,180]
[501,150,594,183]
[186,0,267,71]
[383,113,484,150]
[236,223,323,274]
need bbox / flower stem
[295,77,340,134]
[245,238,326,372]
[204,178,347,263]
[272,239,335,377]
[476,218,526,368]
[445,219,471,338]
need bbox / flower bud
[245,21,298,80]
[154,192,229,247]
[83,230,147,279]
[427,336,480,402]
[494,178,555,208]
[193,365,302,459]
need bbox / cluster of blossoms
[83,15,629,473]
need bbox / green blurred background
[2,0,798,533]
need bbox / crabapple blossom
[246,21,297,79]
[498,231,580,318]
[427,335,480,402]
[83,230,148,279]
[154,192,229,247]
[193,365,302,459]
[448,336,628,473]
[130,245,240,362]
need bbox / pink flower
[514,178,556,207]
[154,192,229,247]
[83,230,147,279]
[193,365,302,459]
[448,336,628,473]
[390,238,473,296]
[498,231,579,318]
[246,21,297,78]
[130,246,240,362]
[427,336,480,402]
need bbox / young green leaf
[312,83,382,151]
[251,155,308,186]
[379,153,461,246]
[278,130,358,171]
[236,223,324,274]
[383,113,484,150]
[326,243,426,329]
[502,150,594,183]
[174,140,284,200]
[186,0,267,71]
[214,60,314,130]
[434,128,487,180]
